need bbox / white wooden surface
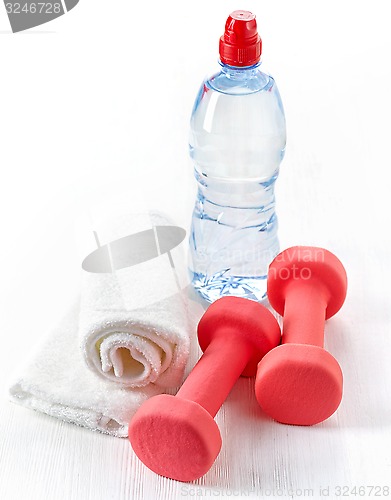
[1,1,391,498]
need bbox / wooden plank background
[1,1,391,498]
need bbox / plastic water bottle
[189,10,286,303]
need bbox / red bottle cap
[219,10,262,67]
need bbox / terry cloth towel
[9,302,161,437]
[79,211,190,388]
[9,211,193,437]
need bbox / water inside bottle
[189,66,286,303]
[189,168,280,302]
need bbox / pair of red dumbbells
[129,246,347,482]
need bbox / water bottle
[189,10,286,303]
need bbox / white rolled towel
[79,211,191,388]
[9,301,162,438]
[8,211,196,437]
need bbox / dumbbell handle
[176,333,252,418]
[282,281,328,348]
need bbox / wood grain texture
[1,1,391,498]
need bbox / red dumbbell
[128,296,280,482]
[255,246,347,425]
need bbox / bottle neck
[219,60,261,79]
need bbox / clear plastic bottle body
[189,62,286,303]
